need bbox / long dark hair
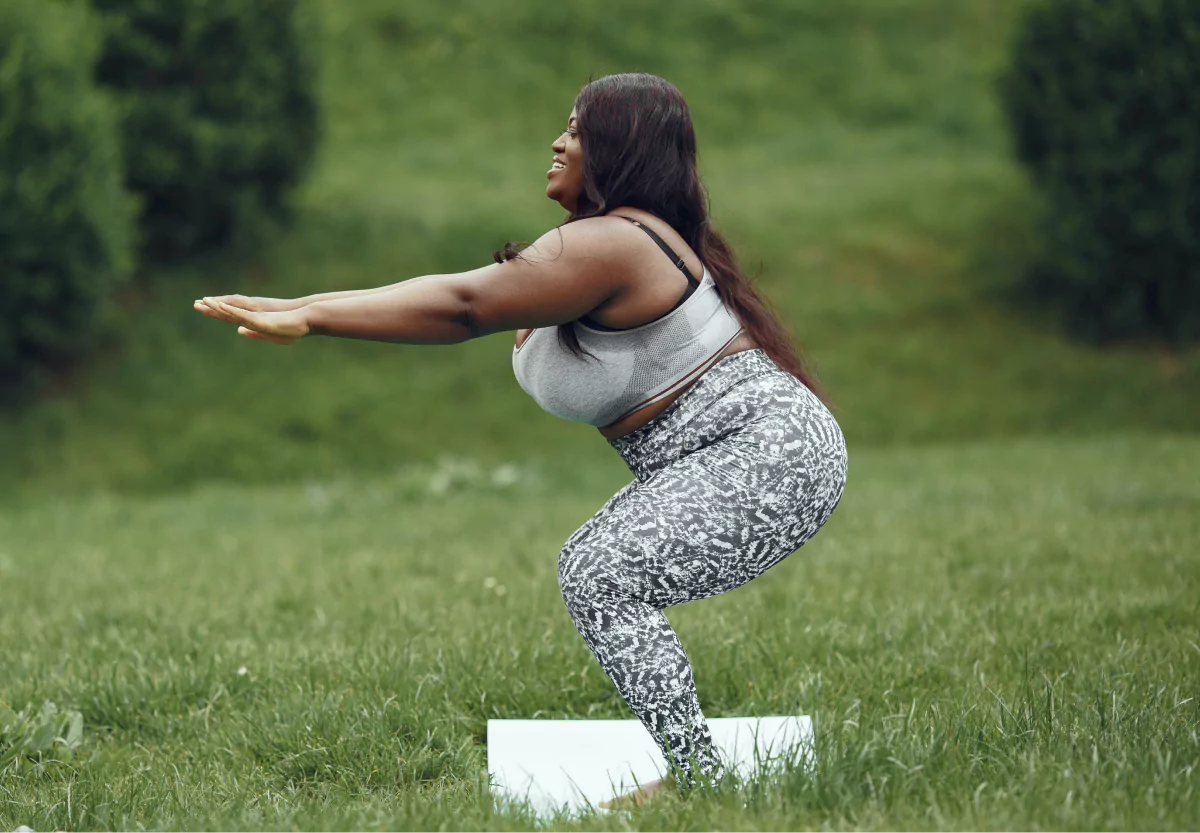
[499,72,826,404]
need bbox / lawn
[1,436,1197,829]
[1,0,1198,828]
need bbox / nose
[551,132,567,152]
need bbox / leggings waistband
[608,348,788,479]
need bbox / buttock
[562,367,848,608]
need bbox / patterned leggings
[557,349,848,789]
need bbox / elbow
[455,306,482,342]
[454,289,485,342]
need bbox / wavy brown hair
[498,73,826,404]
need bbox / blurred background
[2,0,1196,500]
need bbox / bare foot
[600,775,673,810]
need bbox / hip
[608,348,846,484]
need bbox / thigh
[562,410,845,611]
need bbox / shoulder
[521,215,643,269]
[449,216,645,335]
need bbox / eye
[567,127,578,137]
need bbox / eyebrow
[569,116,577,126]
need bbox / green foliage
[0,0,134,402]
[0,701,84,774]
[1002,0,1200,343]
[0,0,1197,500]
[92,0,320,260]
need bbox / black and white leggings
[558,349,848,789]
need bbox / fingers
[195,298,239,325]
[195,297,297,344]
[239,326,296,345]
[214,294,262,311]
[194,300,234,323]
[207,298,257,328]
[194,296,259,321]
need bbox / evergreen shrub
[92,0,320,260]
[1001,0,1200,342]
[0,0,134,400]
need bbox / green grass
[2,0,1199,828]
[1,437,1197,829]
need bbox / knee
[557,537,593,613]
[557,534,627,614]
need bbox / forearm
[304,275,476,344]
[293,275,437,308]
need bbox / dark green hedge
[92,0,320,260]
[1001,0,1200,343]
[0,0,135,401]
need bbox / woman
[195,73,848,803]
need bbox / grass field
[2,437,1198,829]
[2,0,1198,829]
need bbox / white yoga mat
[488,715,813,816]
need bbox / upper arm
[443,218,633,337]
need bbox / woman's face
[546,108,584,211]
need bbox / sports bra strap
[577,216,704,332]
[621,216,701,285]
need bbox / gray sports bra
[511,218,744,427]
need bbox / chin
[547,182,578,212]
[546,190,573,212]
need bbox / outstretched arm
[295,275,445,308]
[303,272,478,344]
[203,275,440,314]
[196,218,635,345]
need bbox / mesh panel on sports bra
[619,313,708,405]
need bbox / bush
[1001,0,1200,343]
[92,0,320,260]
[0,0,135,402]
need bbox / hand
[194,297,311,345]
[201,294,304,313]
